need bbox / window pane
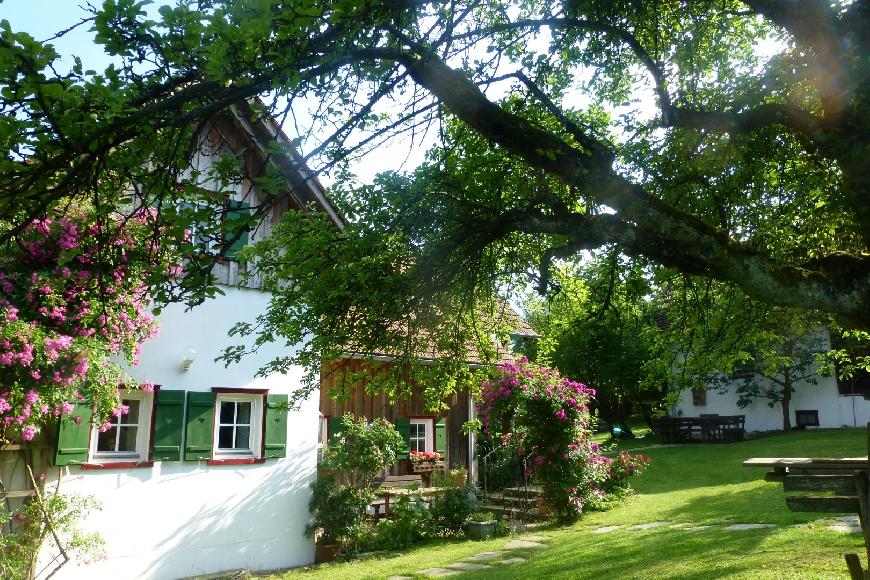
[218,426,234,449]
[97,427,118,452]
[220,402,235,424]
[411,438,425,452]
[234,426,250,449]
[121,399,140,425]
[118,426,138,452]
[236,402,252,424]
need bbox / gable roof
[227,100,345,230]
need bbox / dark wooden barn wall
[320,358,470,474]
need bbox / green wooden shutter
[184,391,214,461]
[224,200,250,259]
[395,417,410,460]
[328,417,344,442]
[54,401,93,466]
[435,418,447,454]
[263,394,288,459]
[152,390,186,461]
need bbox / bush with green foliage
[429,484,479,535]
[467,511,496,522]
[304,475,373,546]
[322,414,405,487]
[0,490,104,580]
[361,493,437,551]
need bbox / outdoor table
[744,430,870,579]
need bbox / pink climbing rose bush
[478,358,648,522]
[0,209,164,442]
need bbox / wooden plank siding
[321,358,471,476]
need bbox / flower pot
[465,520,497,540]
[411,460,445,473]
[315,542,341,563]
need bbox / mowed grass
[269,428,867,579]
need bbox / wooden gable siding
[188,113,297,289]
[319,358,431,421]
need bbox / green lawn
[270,428,867,579]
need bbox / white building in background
[672,329,870,433]
[673,371,870,433]
[42,102,343,580]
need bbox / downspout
[468,393,477,483]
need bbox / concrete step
[501,486,543,499]
[485,492,537,508]
[478,503,548,521]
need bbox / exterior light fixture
[180,347,198,371]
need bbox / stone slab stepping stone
[629,521,670,531]
[417,568,461,576]
[591,525,624,534]
[684,526,714,532]
[464,551,508,562]
[825,516,862,533]
[725,524,776,531]
[520,534,547,541]
[494,557,528,565]
[387,576,414,580]
[447,562,492,571]
[829,522,862,533]
[504,539,547,549]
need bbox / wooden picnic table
[745,429,870,579]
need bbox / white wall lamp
[180,347,198,372]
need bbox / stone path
[589,515,861,535]
[400,534,549,578]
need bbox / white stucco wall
[674,373,870,433]
[44,286,318,580]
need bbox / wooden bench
[745,429,870,579]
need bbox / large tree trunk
[781,368,792,431]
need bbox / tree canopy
[2,0,868,396]
[523,254,665,432]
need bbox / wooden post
[845,553,864,580]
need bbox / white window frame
[409,418,434,453]
[212,392,263,459]
[89,390,153,463]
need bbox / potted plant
[465,511,498,540]
[449,466,468,487]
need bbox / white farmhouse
[42,102,342,579]
[672,329,870,433]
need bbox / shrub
[0,490,104,579]
[361,493,436,551]
[478,358,649,522]
[467,511,495,522]
[304,475,373,546]
[322,414,405,487]
[604,452,651,493]
[429,484,479,535]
